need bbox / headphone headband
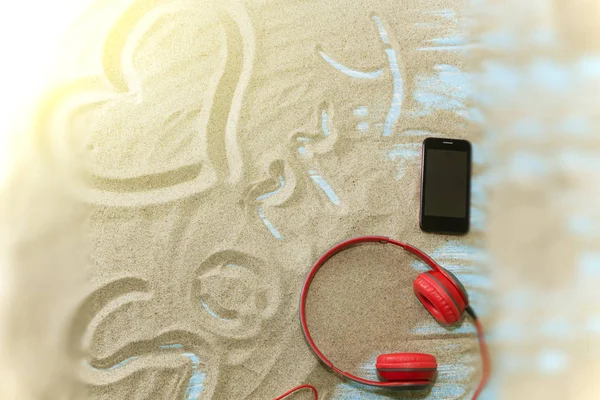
[299,235,461,388]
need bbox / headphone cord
[466,306,491,400]
[274,308,489,400]
[273,384,318,400]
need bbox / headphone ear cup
[376,353,437,383]
[413,272,462,325]
[440,267,469,304]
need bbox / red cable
[273,384,318,400]
[471,316,490,399]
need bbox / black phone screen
[423,149,469,218]
[420,138,471,234]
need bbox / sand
[475,1,600,399]
[1,0,566,399]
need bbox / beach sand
[474,1,600,399]
[2,0,491,399]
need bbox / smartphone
[420,137,472,235]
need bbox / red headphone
[275,236,490,399]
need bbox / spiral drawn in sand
[39,0,255,207]
[191,250,282,340]
[184,246,300,398]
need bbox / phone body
[420,137,472,235]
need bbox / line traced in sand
[201,300,226,320]
[318,51,383,79]
[256,175,285,201]
[371,15,390,45]
[84,356,139,371]
[86,347,206,399]
[308,170,340,205]
[372,15,403,136]
[257,205,283,240]
[383,50,402,136]
[255,176,285,238]
[321,109,331,137]
[205,11,245,183]
[160,344,184,349]
[221,3,256,185]
[182,352,206,400]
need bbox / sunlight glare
[0,0,96,185]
